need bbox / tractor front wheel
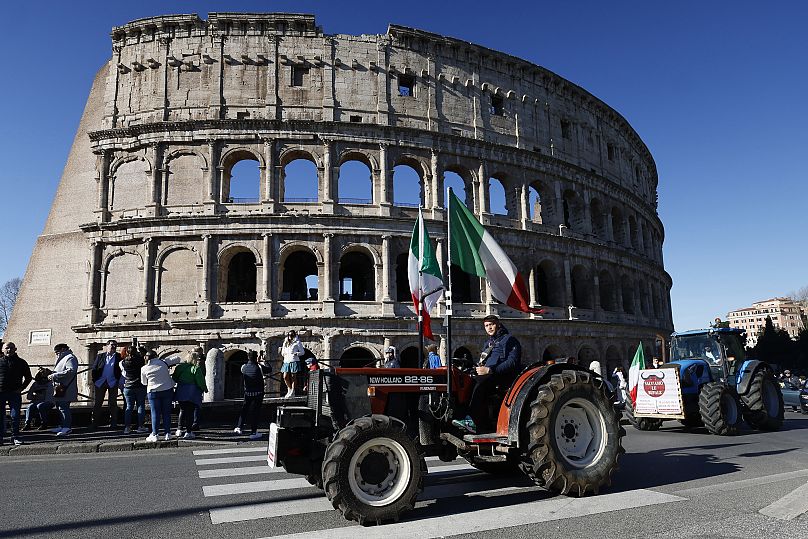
[521,369,624,496]
[699,383,740,435]
[322,415,426,525]
[624,399,663,431]
[741,370,784,431]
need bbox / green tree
[752,316,796,371]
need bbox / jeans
[55,401,72,429]
[123,387,147,429]
[0,392,22,441]
[237,395,264,434]
[93,382,119,427]
[25,401,54,424]
[177,402,196,431]
[147,389,173,435]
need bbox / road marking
[759,480,808,520]
[199,466,279,479]
[258,489,684,537]
[193,447,266,456]
[195,455,268,466]
[673,469,808,497]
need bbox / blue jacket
[481,327,522,379]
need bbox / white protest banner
[633,368,685,419]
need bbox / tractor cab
[669,328,746,383]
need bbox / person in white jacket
[140,350,181,442]
[280,330,304,398]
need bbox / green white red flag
[408,209,443,340]
[448,190,543,314]
[628,342,645,404]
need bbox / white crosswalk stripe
[190,446,684,535]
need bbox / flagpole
[418,208,425,369]
[445,187,453,404]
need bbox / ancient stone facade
[7,13,673,400]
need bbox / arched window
[338,159,373,204]
[103,253,141,308]
[393,164,422,207]
[637,280,649,317]
[563,190,585,232]
[571,265,593,309]
[339,251,375,301]
[590,199,607,239]
[535,260,564,307]
[450,265,480,303]
[395,252,410,302]
[621,276,635,314]
[488,177,507,215]
[611,207,625,245]
[652,285,661,318]
[400,346,420,369]
[578,346,599,368]
[282,158,318,202]
[443,171,468,207]
[605,345,622,375]
[340,347,376,369]
[628,215,638,250]
[282,250,319,301]
[598,270,617,311]
[528,182,550,224]
[165,154,203,206]
[158,249,200,305]
[220,249,256,302]
[543,344,565,364]
[221,151,260,204]
[111,160,150,211]
[224,350,249,399]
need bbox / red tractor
[268,360,624,525]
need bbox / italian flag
[448,190,543,314]
[628,342,645,405]
[408,209,444,340]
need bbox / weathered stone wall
[6,13,673,399]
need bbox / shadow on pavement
[613,442,745,491]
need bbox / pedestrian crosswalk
[191,445,684,537]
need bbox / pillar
[96,150,111,222]
[477,160,489,215]
[204,347,225,402]
[262,138,276,207]
[205,140,218,212]
[322,139,334,211]
[148,143,161,217]
[322,233,334,304]
[378,143,391,216]
[141,238,154,315]
[262,233,272,301]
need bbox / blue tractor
[626,328,784,435]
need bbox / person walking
[0,342,33,446]
[612,366,627,405]
[120,346,149,434]
[280,330,304,398]
[48,344,78,437]
[234,351,271,440]
[140,350,180,442]
[173,351,207,439]
[90,340,122,430]
[424,344,442,369]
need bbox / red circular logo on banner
[643,375,665,398]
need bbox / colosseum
[6,12,672,400]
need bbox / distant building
[726,297,805,347]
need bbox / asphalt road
[4,412,808,539]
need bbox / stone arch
[340,345,378,368]
[218,245,260,302]
[528,180,553,224]
[338,246,376,301]
[628,214,638,250]
[220,148,262,204]
[621,274,635,314]
[570,264,593,309]
[450,264,481,303]
[392,162,424,207]
[488,176,508,215]
[562,189,586,233]
[224,349,249,399]
[156,245,203,305]
[443,167,473,209]
[399,345,421,369]
[637,278,649,317]
[598,269,617,312]
[102,249,143,308]
[281,154,319,202]
[395,251,410,302]
[337,148,378,171]
[605,345,622,375]
[337,157,373,204]
[279,245,320,301]
[164,151,205,206]
[110,156,150,211]
[577,345,599,367]
[590,198,608,239]
[534,259,564,307]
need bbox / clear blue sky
[1,1,806,331]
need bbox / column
[86,242,102,323]
[262,138,276,209]
[96,150,111,222]
[321,139,334,212]
[199,234,212,317]
[141,238,154,318]
[519,181,529,230]
[593,272,602,320]
[378,143,391,216]
[262,233,272,301]
[322,233,335,316]
[554,180,565,229]
[381,235,394,316]
[563,259,573,312]
[477,160,489,215]
[581,191,592,236]
[205,140,218,213]
[430,149,441,210]
[148,143,161,217]
[322,334,334,365]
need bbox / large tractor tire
[520,369,624,496]
[741,370,784,431]
[698,383,741,435]
[322,415,426,525]
[624,399,663,431]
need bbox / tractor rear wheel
[698,383,740,435]
[322,415,426,525]
[624,399,663,431]
[741,370,784,431]
[521,369,624,496]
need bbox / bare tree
[0,277,22,336]
[789,285,808,303]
